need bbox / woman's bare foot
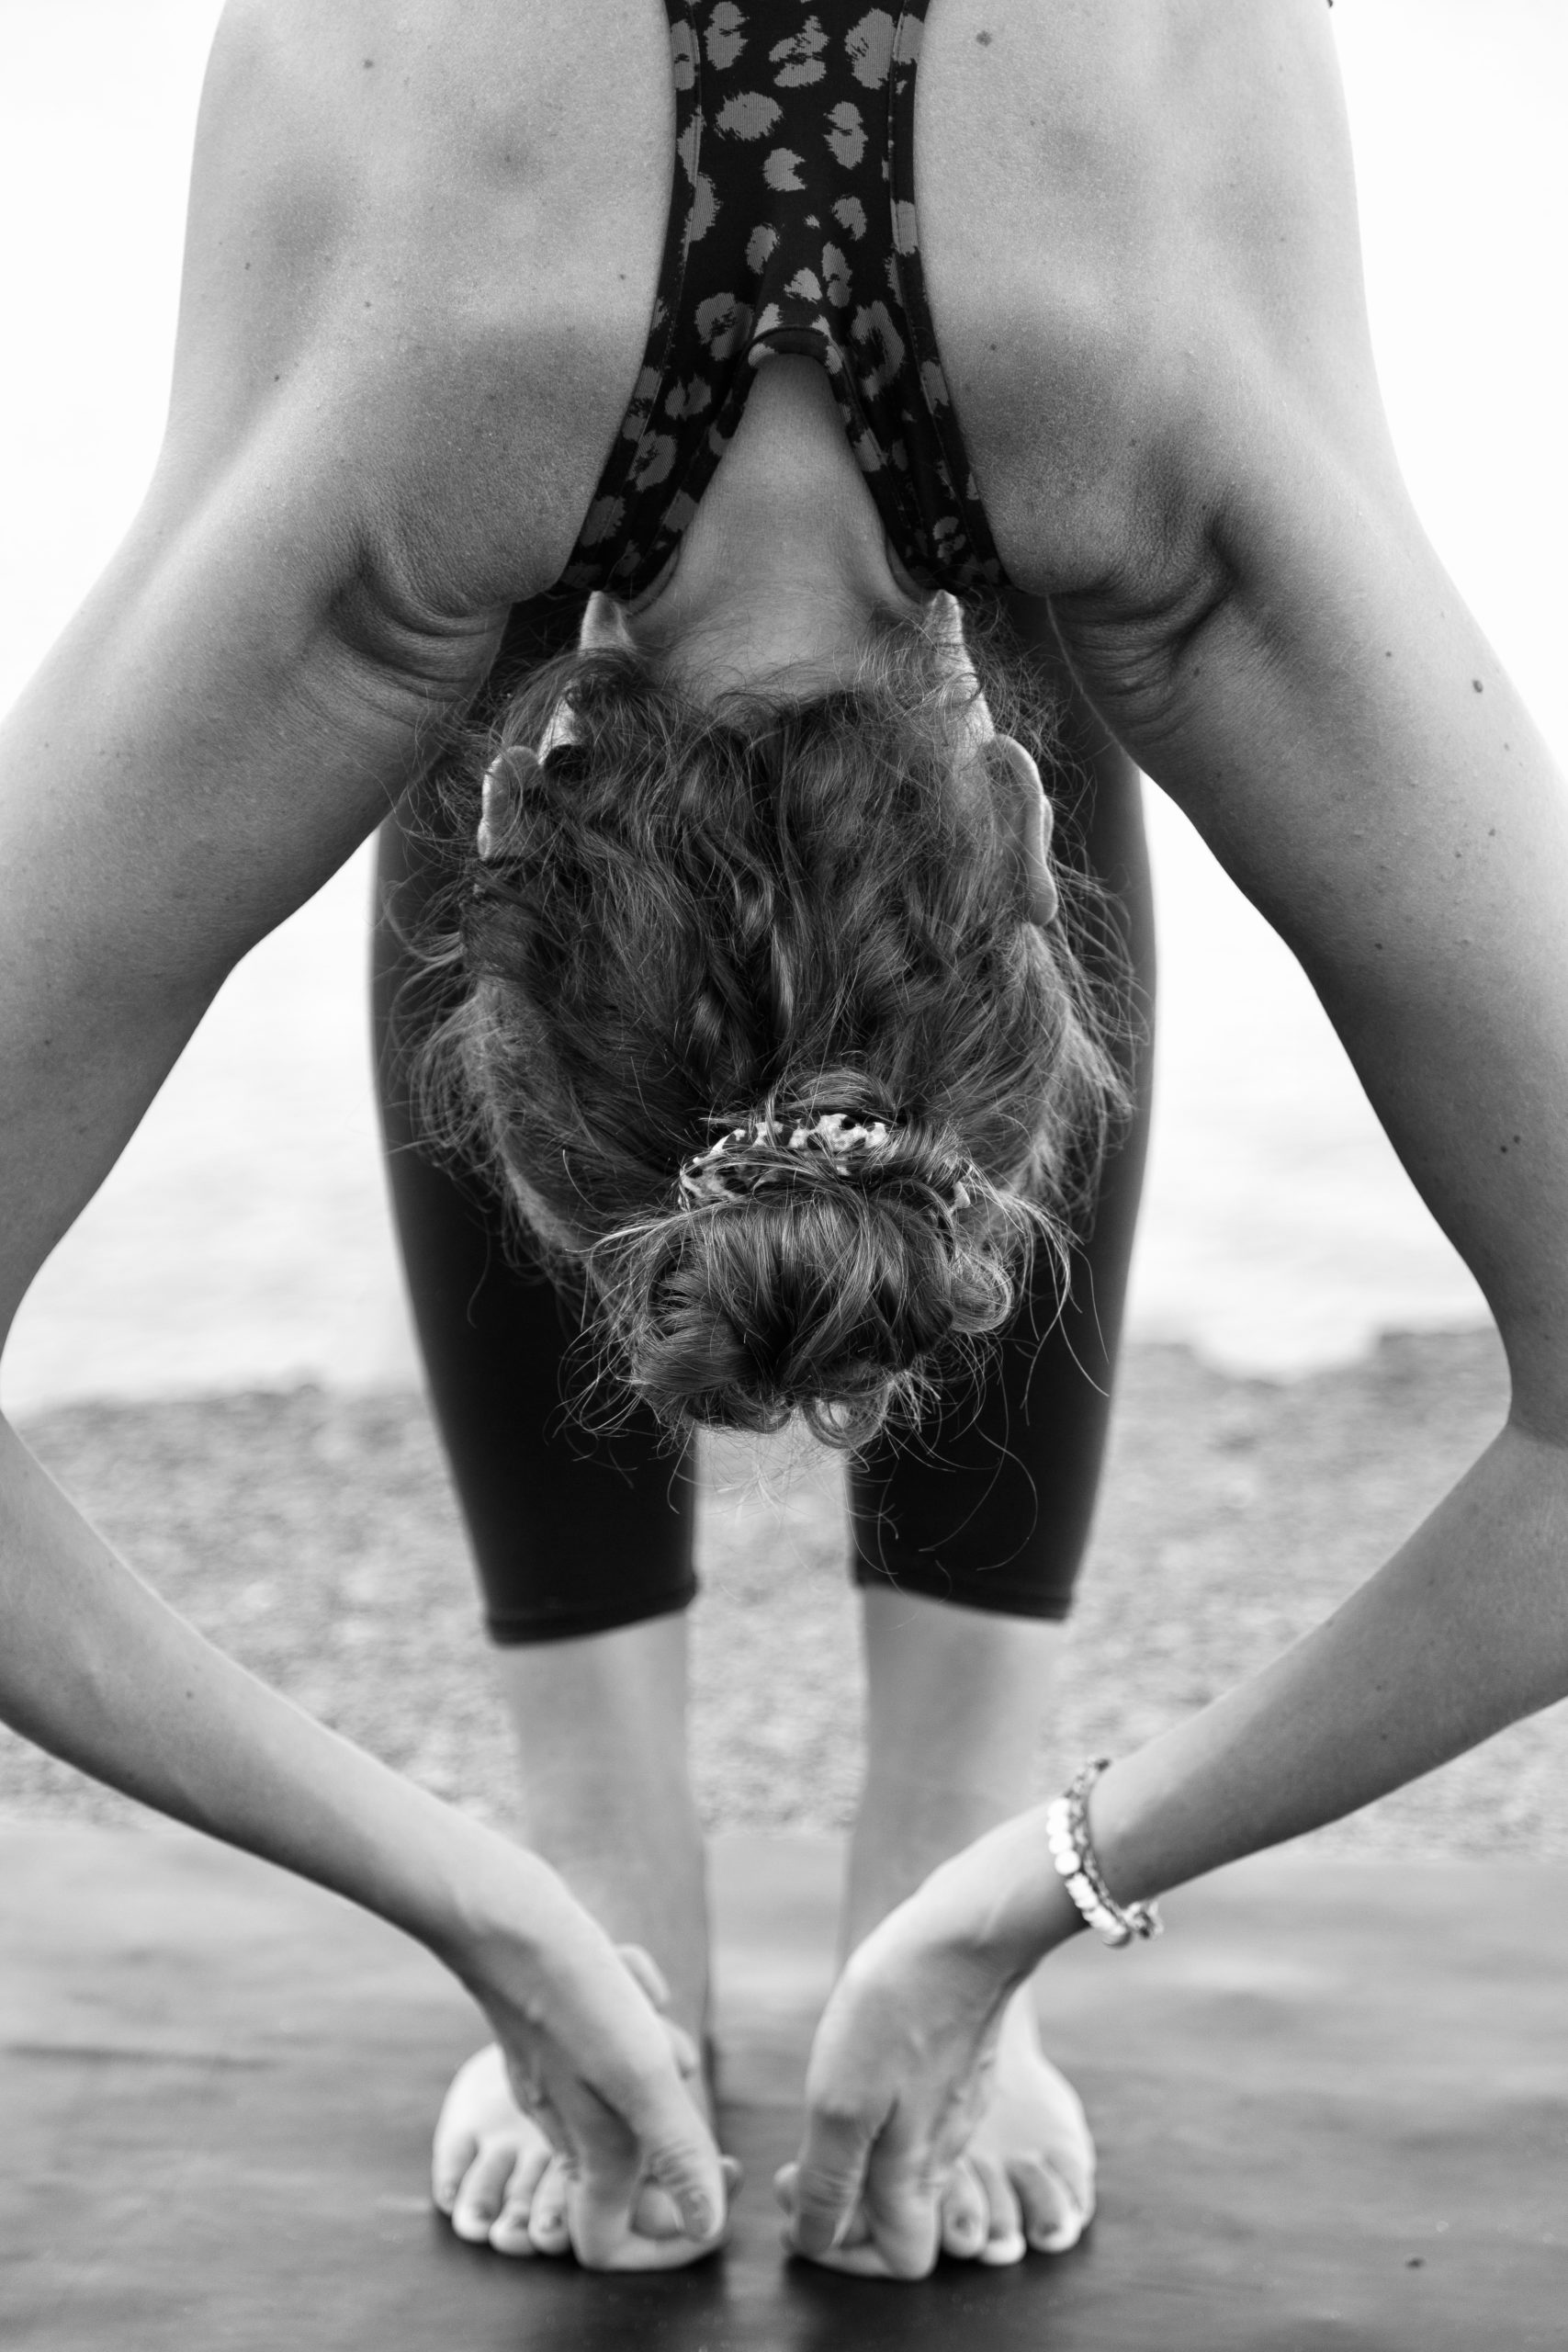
[434,2050,710,2256]
[942,1990,1094,2264]
[774,1985,1093,2273]
[434,2041,558,2256]
[433,2032,733,2259]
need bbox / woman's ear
[993,735,1059,926]
[477,747,540,860]
[578,591,639,653]
[927,588,966,647]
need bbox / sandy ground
[6,1329,1565,1861]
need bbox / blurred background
[1,0,1562,1416]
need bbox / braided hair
[416,601,1127,1446]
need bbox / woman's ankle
[491,1612,710,2033]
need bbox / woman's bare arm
[0,496,737,2263]
[791,70,1568,2258]
[788,455,1568,2264]
[1037,385,1568,1868]
[0,12,726,2259]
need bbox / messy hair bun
[417,601,1128,1447]
[607,1099,1029,1447]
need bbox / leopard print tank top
[559,1,1007,600]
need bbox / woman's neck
[613,357,929,695]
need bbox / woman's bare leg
[432,1612,710,2255]
[434,1586,1089,2267]
[848,1587,1058,1939]
[838,1586,1093,2266]
[495,1617,708,2033]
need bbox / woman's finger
[615,1943,671,2013]
[630,2180,686,2240]
[788,2103,877,2259]
[608,2066,728,2254]
[664,2019,702,2080]
[556,2081,726,2268]
[634,2152,742,2244]
[567,2154,743,2272]
[860,2148,944,2280]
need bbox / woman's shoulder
[920,0,1373,600]
[162,0,668,605]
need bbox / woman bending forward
[2,0,1566,2281]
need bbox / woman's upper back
[169,0,1370,618]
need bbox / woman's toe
[969,2147,1027,2266]
[1010,2154,1087,2254]
[527,2154,574,2256]
[449,2133,523,2244]
[432,2042,532,2221]
[938,2157,988,2261]
[431,2127,478,2218]
[488,2143,553,2256]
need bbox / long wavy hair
[412,595,1129,1446]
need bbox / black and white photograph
[0,3,1564,2345]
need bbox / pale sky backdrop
[1,0,1563,1412]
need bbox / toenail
[1033,2218,1081,2252]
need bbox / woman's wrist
[354,1781,571,1984]
[921,1803,1087,1986]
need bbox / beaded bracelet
[1044,1757,1163,1950]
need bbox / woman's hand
[0,1430,733,2272]
[455,1880,731,2271]
[781,1816,1070,2279]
